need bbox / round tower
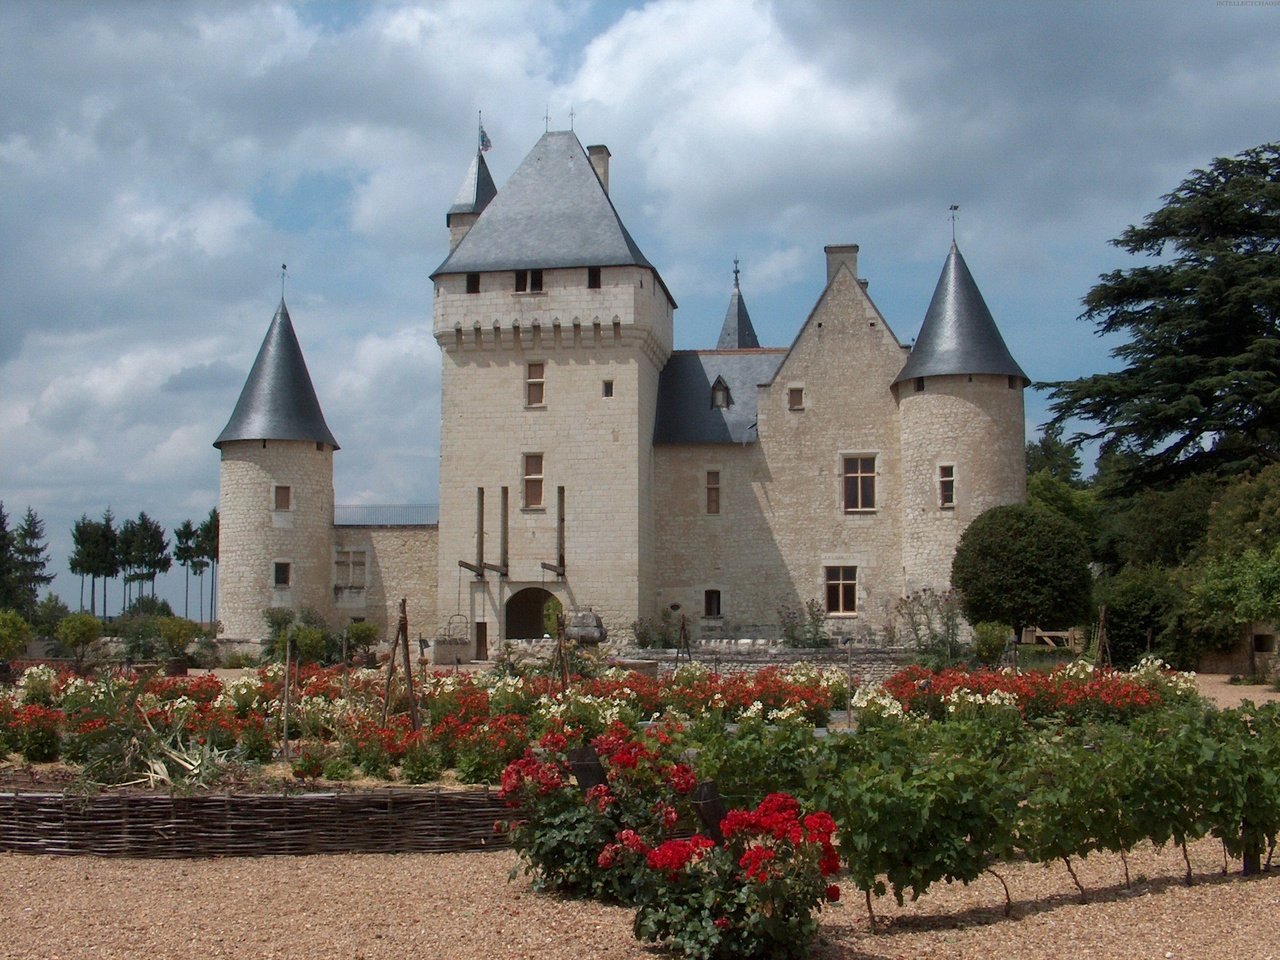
[894,243,1028,594]
[214,300,339,641]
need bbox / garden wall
[0,788,509,858]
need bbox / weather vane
[544,105,551,132]
[733,256,740,289]
[281,263,288,299]
[569,105,576,130]
[949,204,959,242]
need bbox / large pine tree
[1049,142,1280,490]
[11,507,53,619]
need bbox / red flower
[825,884,841,902]
[714,917,730,930]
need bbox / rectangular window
[465,273,480,294]
[704,589,722,619]
[602,380,614,398]
[588,266,601,289]
[515,270,528,292]
[273,562,291,588]
[526,362,545,406]
[788,387,804,411]
[915,377,925,393]
[523,453,544,509]
[274,485,292,511]
[706,470,721,515]
[529,269,544,292]
[842,456,877,512]
[825,566,857,615]
[939,465,955,508]
[335,550,367,589]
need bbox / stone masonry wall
[333,525,438,647]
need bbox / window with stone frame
[938,464,956,508]
[704,589,722,619]
[842,455,877,512]
[526,362,546,406]
[788,386,804,410]
[335,549,367,590]
[273,485,292,511]
[466,273,480,294]
[523,453,544,509]
[824,566,857,615]
[706,470,721,515]
[273,562,291,588]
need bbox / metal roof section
[447,151,497,218]
[432,131,669,295]
[654,350,786,444]
[214,299,340,450]
[893,243,1028,386]
[715,262,760,350]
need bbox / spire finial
[569,105,576,130]
[543,105,551,132]
[948,204,959,242]
[732,256,740,290]
[280,263,288,299]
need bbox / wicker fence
[0,788,510,859]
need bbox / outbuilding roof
[654,350,786,444]
[716,265,760,350]
[214,299,339,450]
[894,243,1028,385]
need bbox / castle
[215,130,1028,659]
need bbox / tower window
[711,379,731,410]
[515,270,528,292]
[273,485,292,511]
[523,453,544,509]
[825,566,857,614]
[526,362,546,406]
[1008,375,1019,389]
[915,377,925,393]
[704,589,722,619]
[465,273,480,294]
[788,387,804,411]
[842,456,877,512]
[602,380,614,398]
[939,465,955,508]
[706,470,721,515]
[588,266,601,289]
[274,562,292,588]
[530,269,544,292]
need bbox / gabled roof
[214,299,339,450]
[654,350,786,444]
[716,265,760,350]
[894,243,1028,385]
[447,151,497,218]
[431,131,670,301]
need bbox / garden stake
[985,867,1012,916]
[281,631,292,763]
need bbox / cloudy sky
[2,0,1278,617]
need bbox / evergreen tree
[11,507,53,620]
[174,519,197,619]
[95,508,120,619]
[1049,142,1280,491]
[0,503,14,610]
[132,512,171,596]
[1025,423,1084,487]
[68,514,94,612]
[198,508,219,623]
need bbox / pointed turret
[214,299,339,449]
[894,243,1027,386]
[716,260,760,350]
[446,151,497,252]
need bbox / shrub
[55,613,102,670]
[400,735,445,784]
[156,616,200,658]
[0,609,33,660]
[237,715,274,763]
[972,622,1011,666]
[346,621,380,659]
[16,705,63,762]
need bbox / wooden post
[692,780,727,844]
[568,745,607,794]
[281,631,292,763]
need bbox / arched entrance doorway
[505,588,562,641]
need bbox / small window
[706,471,721,515]
[711,379,731,410]
[1254,634,1276,654]
[523,453,544,509]
[274,485,292,511]
[704,589,722,619]
[515,270,528,292]
[526,362,545,406]
[465,273,480,294]
[825,566,857,615]
[530,269,544,292]
[602,380,614,398]
[842,456,877,512]
[588,266,601,289]
[788,387,804,411]
[335,550,367,589]
[939,465,955,508]
[274,562,291,588]
[914,377,925,393]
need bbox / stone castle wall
[333,524,438,645]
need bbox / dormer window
[711,377,732,410]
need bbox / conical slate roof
[432,130,665,288]
[214,299,339,449]
[894,243,1028,385]
[447,151,497,218]
[715,263,760,350]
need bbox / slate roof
[716,267,760,350]
[214,300,339,450]
[431,131,671,303]
[654,350,786,444]
[894,243,1028,385]
[447,151,497,218]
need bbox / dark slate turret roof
[447,151,497,218]
[654,350,786,444]
[716,264,760,350]
[214,300,339,449]
[894,243,1028,385]
[431,130,671,302]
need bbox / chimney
[588,144,611,194]
[824,244,859,284]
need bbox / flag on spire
[479,125,492,153]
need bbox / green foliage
[0,506,54,620]
[0,608,33,660]
[400,738,445,784]
[971,622,1011,666]
[1204,463,1280,559]
[345,620,380,655]
[894,588,965,668]
[55,612,102,669]
[1027,470,1099,553]
[1097,476,1216,571]
[156,616,200,658]
[779,598,830,649]
[1049,142,1280,490]
[1096,565,1187,667]
[125,594,174,617]
[631,608,678,649]
[951,504,1093,635]
[1026,423,1083,486]
[31,593,69,641]
[696,715,823,808]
